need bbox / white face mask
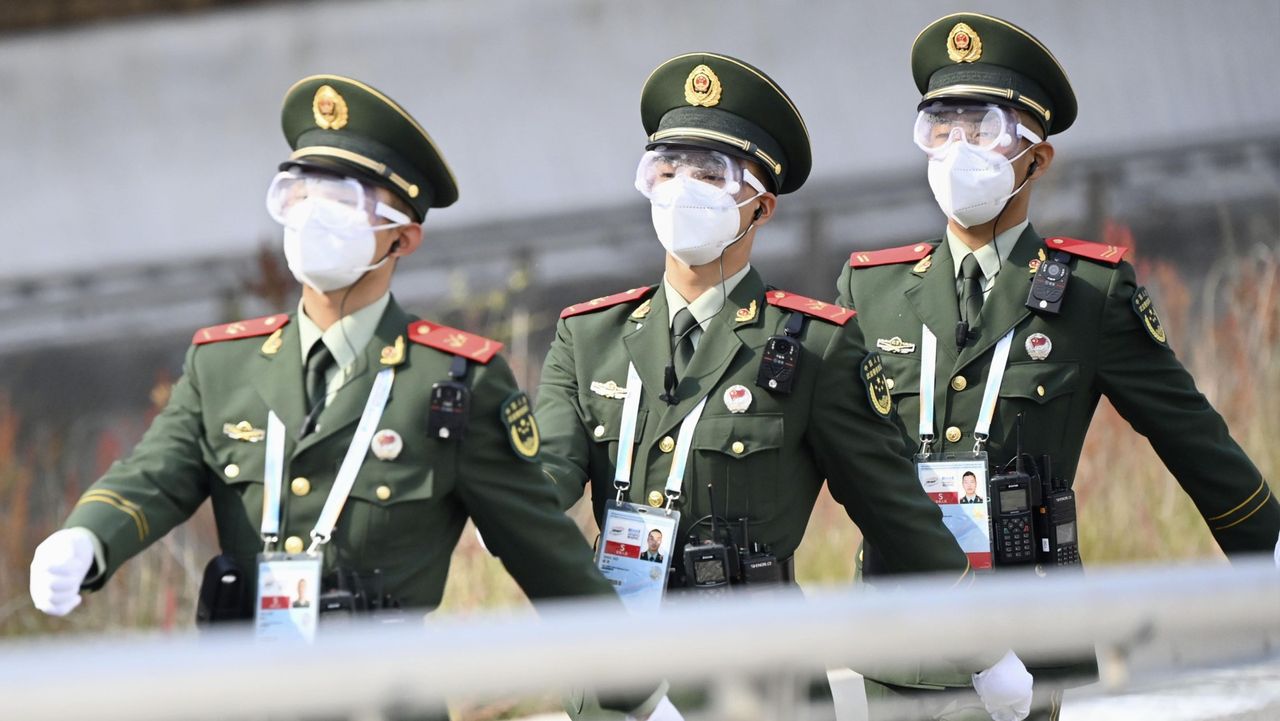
[649,176,761,267]
[282,198,394,293]
[926,142,1035,229]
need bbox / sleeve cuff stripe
[1206,478,1268,522]
[1213,486,1274,531]
[76,492,149,540]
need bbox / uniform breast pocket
[580,395,648,476]
[204,436,269,553]
[691,414,785,523]
[346,456,443,554]
[993,361,1080,450]
[880,355,922,420]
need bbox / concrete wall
[1,0,1277,279]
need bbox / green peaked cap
[912,13,1077,135]
[280,75,458,220]
[640,52,811,194]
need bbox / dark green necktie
[960,253,985,329]
[671,308,697,378]
[303,341,334,435]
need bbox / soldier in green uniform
[835,12,1280,720]
[537,52,1030,721]
[29,74,657,718]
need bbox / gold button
[647,490,664,507]
[376,485,392,501]
[731,441,746,455]
[593,424,606,438]
[224,463,240,479]
[945,426,963,443]
[290,477,311,496]
[1036,385,1046,397]
[885,378,895,391]
[283,536,304,554]
[659,436,675,453]
[951,376,967,391]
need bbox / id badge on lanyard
[253,368,395,640]
[254,551,322,642]
[596,363,706,610]
[596,500,679,612]
[914,326,1013,571]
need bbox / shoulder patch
[560,286,656,319]
[1045,237,1127,265]
[1131,286,1168,346]
[408,321,503,364]
[849,243,935,268]
[861,353,893,418]
[765,290,856,326]
[192,314,290,345]
[500,391,540,462]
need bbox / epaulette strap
[192,314,290,345]
[1045,237,1127,265]
[765,291,856,326]
[848,242,935,268]
[408,321,502,364]
[560,286,656,319]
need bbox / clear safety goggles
[913,102,1043,158]
[634,147,767,200]
[265,169,412,229]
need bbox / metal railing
[1,559,1276,720]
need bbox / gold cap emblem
[946,22,983,63]
[684,64,722,108]
[312,84,349,130]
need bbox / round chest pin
[371,429,404,460]
[723,385,752,413]
[1025,333,1052,361]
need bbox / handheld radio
[1035,455,1081,566]
[989,415,1039,566]
[682,483,733,594]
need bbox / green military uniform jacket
[836,225,1279,561]
[65,297,614,611]
[537,267,971,578]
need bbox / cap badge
[1025,333,1052,361]
[684,64,722,108]
[947,22,983,64]
[723,385,752,414]
[370,429,403,461]
[312,84,349,130]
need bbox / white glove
[628,695,684,721]
[972,650,1033,721]
[1273,531,1279,567]
[30,527,97,617]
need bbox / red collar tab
[408,321,502,364]
[765,290,856,326]
[848,243,935,268]
[192,314,290,345]
[560,286,655,319]
[1045,237,1128,265]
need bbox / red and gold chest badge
[313,84,349,130]
[684,64,722,107]
[947,22,983,63]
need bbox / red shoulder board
[408,321,502,364]
[560,286,654,319]
[848,242,934,268]
[765,290,856,326]
[1045,237,1127,265]
[192,314,290,345]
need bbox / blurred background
[0,0,1278,715]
